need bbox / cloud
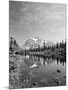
[9,1,66,44]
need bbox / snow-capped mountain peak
[32,38,38,42]
[23,37,53,49]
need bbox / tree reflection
[29,55,66,66]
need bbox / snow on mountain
[24,37,40,49]
[23,37,53,49]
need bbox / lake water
[9,54,66,88]
[20,55,66,87]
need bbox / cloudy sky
[9,1,66,45]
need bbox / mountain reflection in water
[24,55,66,86]
[9,54,66,89]
[25,55,66,66]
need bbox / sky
[9,1,66,46]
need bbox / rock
[58,81,61,84]
[33,83,37,86]
[54,77,61,85]
[54,77,59,81]
[56,80,61,84]
[57,69,61,73]
[32,82,38,87]
[64,75,66,78]
[54,78,59,82]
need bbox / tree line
[9,37,66,55]
[28,40,66,52]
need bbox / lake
[9,54,66,88]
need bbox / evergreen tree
[43,40,46,50]
[56,42,59,48]
[38,45,40,51]
[9,37,13,51]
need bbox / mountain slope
[23,37,53,49]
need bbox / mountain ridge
[23,37,53,49]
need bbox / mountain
[23,37,53,49]
[24,37,41,49]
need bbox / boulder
[57,69,61,73]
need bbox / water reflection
[22,55,66,87]
[26,55,66,66]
